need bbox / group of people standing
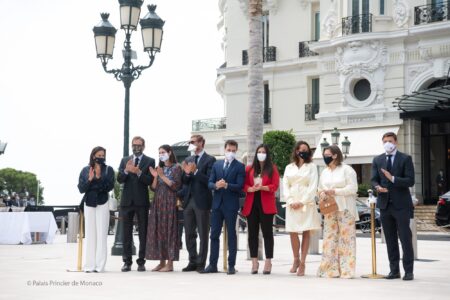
[77,131,415,281]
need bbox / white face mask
[159,153,170,162]
[187,144,197,152]
[383,142,396,154]
[225,151,236,161]
[257,153,267,162]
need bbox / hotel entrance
[422,119,450,204]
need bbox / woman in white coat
[283,141,321,276]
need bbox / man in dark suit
[117,136,155,272]
[201,140,245,275]
[371,132,415,281]
[181,135,216,272]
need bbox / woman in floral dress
[317,145,358,279]
[146,144,182,272]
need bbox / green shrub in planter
[263,130,296,176]
[358,183,372,197]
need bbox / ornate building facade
[192,0,450,204]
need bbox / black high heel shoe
[251,262,259,274]
[263,262,272,275]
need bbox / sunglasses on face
[132,144,144,148]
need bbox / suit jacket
[181,152,216,210]
[242,165,279,216]
[208,159,245,211]
[117,154,155,207]
[371,151,415,211]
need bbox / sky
[0,0,224,205]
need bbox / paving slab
[1,231,449,300]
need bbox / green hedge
[263,130,296,176]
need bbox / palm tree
[247,0,264,261]
[247,0,264,165]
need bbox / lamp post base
[111,211,136,256]
[361,273,385,279]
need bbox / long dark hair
[89,146,106,167]
[158,144,178,167]
[251,144,274,178]
[291,140,312,165]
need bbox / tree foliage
[0,168,44,204]
[263,130,296,176]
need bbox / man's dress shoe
[227,266,236,275]
[200,265,218,274]
[403,273,414,281]
[137,265,146,272]
[182,264,197,272]
[385,272,401,279]
[121,264,131,272]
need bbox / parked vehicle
[356,198,381,233]
[435,190,450,227]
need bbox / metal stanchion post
[67,212,84,272]
[223,222,228,271]
[362,190,385,279]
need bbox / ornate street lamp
[0,141,7,155]
[93,2,165,256]
[331,127,340,145]
[341,136,351,157]
[320,138,330,151]
[341,136,351,159]
[93,2,164,157]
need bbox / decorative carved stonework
[393,0,410,28]
[238,0,279,16]
[297,0,311,9]
[335,41,388,108]
[322,1,339,39]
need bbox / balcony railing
[192,117,226,132]
[342,13,373,35]
[242,46,277,65]
[415,1,450,25]
[299,41,318,58]
[305,104,319,121]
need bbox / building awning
[313,126,400,165]
[393,84,450,112]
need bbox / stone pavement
[0,231,449,300]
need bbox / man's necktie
[223,161,230,176]
[134,157,140,167]
[386,155,392,173]
[195,155,199,165]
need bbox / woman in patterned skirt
[146,144,182,272]
[317,145,358,279]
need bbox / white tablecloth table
[0,212,58,245]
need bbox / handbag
[108,192,118,211]
[319,194,338,215]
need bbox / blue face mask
[323,156,333,166]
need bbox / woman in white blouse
[283,141,321,276]
[317,145,358,279]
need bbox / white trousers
[84,201,109,272]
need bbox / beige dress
[283,162,321,232]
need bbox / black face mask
[298,152,310,160]
[323,156,333,166]
[94,157,105,165]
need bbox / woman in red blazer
[243,144,280,275]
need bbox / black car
[435,190,450,227]
[356,199,381,233]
